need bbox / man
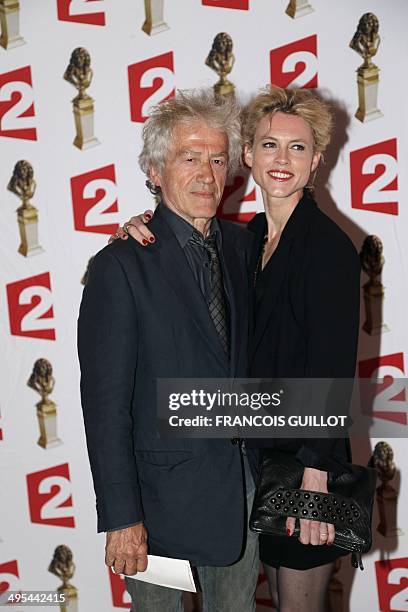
[78,90,258,611]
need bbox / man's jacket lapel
[145,208,230,374]
[220,222,250,377]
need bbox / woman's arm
[296,227,360,473]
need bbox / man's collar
[159,201,221,249]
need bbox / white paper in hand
[112,554,197,592]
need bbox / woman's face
[244,111,321,205]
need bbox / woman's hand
[286,467,335,546]
[108,209,156,245]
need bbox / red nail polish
[142,239,148,246]
[149,237,155,243]
[286,528,291,536]
[145,214,152,220]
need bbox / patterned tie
[189,230,230,357]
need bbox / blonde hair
[242,85,333,153]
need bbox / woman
[113,86,360,611]
[242,87,360,611]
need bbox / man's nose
[197,160,215,183]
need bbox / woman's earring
[306,171,317,192]
[306,158,322,192]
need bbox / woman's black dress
[247,190,361,569]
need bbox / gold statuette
[206,33,235,100]
[360,235,389,335]
[285,0,314,19]
[372,442,403,538]
[8,160,44,257]
[350,13,383,122]
[63,47,99,150]
[142,0,169,36]
[28,359,62,450]
[49,545,78,612]
[0,0,25,49]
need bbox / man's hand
[105,524,148,576]
[109,210,156,245]
[286,467,335,546]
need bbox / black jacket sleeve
[78,248,143,532]
[295,228,360,474]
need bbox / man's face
[150,121,229,226]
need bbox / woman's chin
[261,184,305,202]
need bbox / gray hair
[138,89,242,181]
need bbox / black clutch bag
[249,450,377,569]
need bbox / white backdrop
[1,1,407,610]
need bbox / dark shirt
[253,235,268,313]
[160,202,225,304]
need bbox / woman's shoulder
[308,204,358,260]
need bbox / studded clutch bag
[249,450,377,569]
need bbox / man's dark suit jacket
[77,204,253,566]
[246,191,360,475]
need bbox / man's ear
[243,144,253,168]
[149,165,161,188]
[311,151,321,173]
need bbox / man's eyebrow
[181,149,228,157]
[180,150,228,157]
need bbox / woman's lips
[267,170,294,182]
